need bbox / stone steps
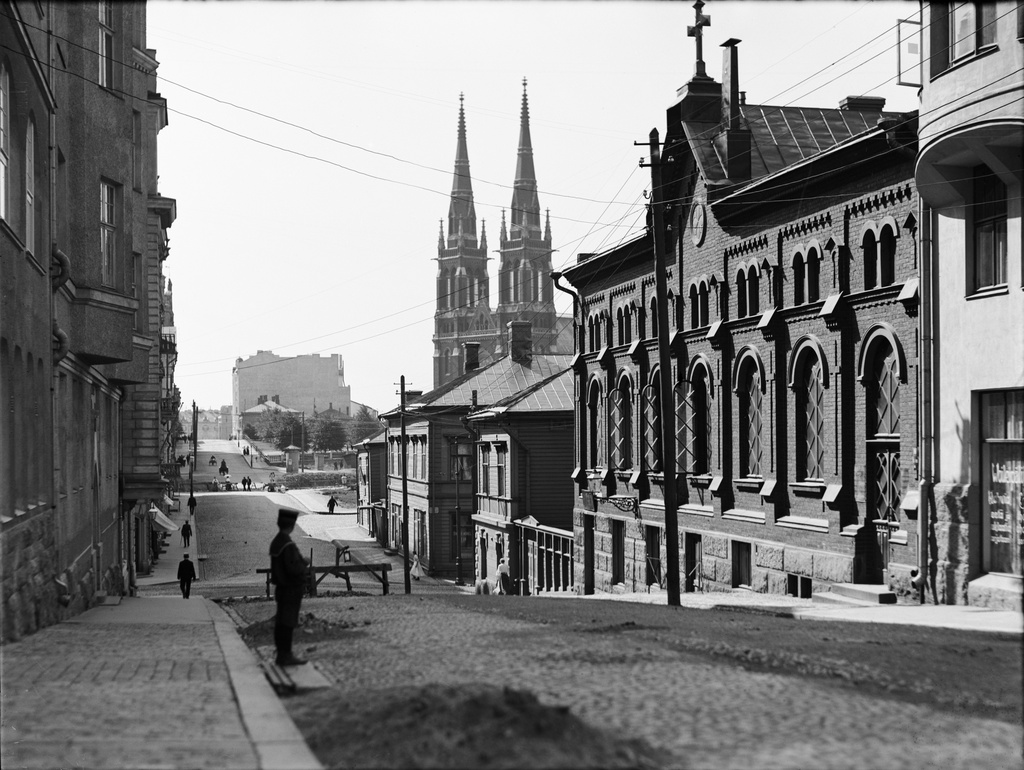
[814,583,897,605]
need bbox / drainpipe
[913,197,933,601]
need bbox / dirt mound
[287,683,673,769]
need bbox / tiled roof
[475,368,574,415]
[686,103,899,184]
[410,354,572,410]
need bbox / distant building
[432,84,573,389]
[915,1,1023,610]
[232,350,352,435]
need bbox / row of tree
[242,405,381,451]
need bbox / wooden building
[561,32,921,601]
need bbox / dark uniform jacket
[269,531,308,627]
[177,559,197,582]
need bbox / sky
[148,0,922,414]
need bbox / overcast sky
[149,0,921,414]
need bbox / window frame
[98,0,114,89]
[24,118,34,254]
[738,363,763,478]
[972,165,1008,292]
[100,181,117,287]
[0,64,9,222]
[495,443,507,497]
[479,443,491,495]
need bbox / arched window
[522,263,534,302]
[456,268,469,308]
[609,373,633,470]
[587,380,604,469]
[0,64,9,221]
[867,340,901,526]
[690,367,711,474]
[643,373,662,472]
[794,253,806,305]
[736,270,748,318]
[747,266,759,315]
[24,117,34,255]
[863,230,878,289]
[797,356,825,480]
[688,285,698,329]
[806,248,820,303]
[616,307,625,346]
[879,226,896,287]
[443,349,451,377]
[738,361,763,477]
[698,283,710,327]
[624,305,632,344]
[651,297,659,338]
[587,316,595,353]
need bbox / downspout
[913,196,933,601]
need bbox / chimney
[718,38,750,180]
[509,321,532,364]
[839,95,886,112]
[258,395,266,405]
[463,342,481,373]
[272,395,280,405]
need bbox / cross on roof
[687,0,712,79]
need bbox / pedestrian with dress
[269,508,309,666]
[327,495,338,515]
[177,553,197,599]
[410,552,425,581]
[180,520,192,548]
[496,558,512,595]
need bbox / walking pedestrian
[327,495,338,515]
[496,558,512,595]
[180,520,192,548]
[269,508,309,667]
[410,552,425,581]
[177,553,197,599]
[187,495,197,517]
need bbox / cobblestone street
[230,594,1024,770]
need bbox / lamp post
[189,401,198,498]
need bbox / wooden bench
[256,554,392,597]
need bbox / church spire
[510,78,541,240]
[480,219,488,252]
[448,93,477,246]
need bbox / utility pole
[453,436,464,586]
[300,411,305,471]
[649,127,681,606]
[400,376,411,594]
[190,401,198,497]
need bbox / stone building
[562,32,921,601]
[432,84,573,388]
[232,350,352,435]
[1,0,175,640]
[915,1,1023,609]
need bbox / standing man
[187,495,197,517]
[177,553,197,599]
[269,508,309,666]
[180,519,193,548]
[327,495,338,515]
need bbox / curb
[207,600,324,770]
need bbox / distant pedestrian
[410,552,424,581]
[246,476,252,491]
[187,495,197,517]
[327,495,338,515]
[209,455,216,466]
[180,520,192,548]
[177,554,197,599]
[270,508,309,667]
[496,559,512,595]
[219,460,228,476]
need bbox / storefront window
[982,390,1024,575]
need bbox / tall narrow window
[794,255,806,305]
[736,271,748,317]
[863,231,878,290]
[651,297,659,338]
[643,376,662,472]
[689,369,711,475]
[806,250,820,302]
[611,519,625,584]
[867,341,901,524]
[98,1,114,88]
[747,267,759,315]
[132,110,143,190]
[798,358,825,480]
[24,119,35,254]
[698,284,709,327]
[974,165,1008,290]
[674,381,690,474]
[496,444,507,496]
[981,390,1024,576]
[609,374,632,470]
[950,2,996,61]
[480,444,491,495]
[616,307,625,345]
[100,182,116,287]
[738,364,762,477]
[0,65,9,221]
[588,380,604,469]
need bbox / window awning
[150,508,179,532]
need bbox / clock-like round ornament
[689,201,707,247]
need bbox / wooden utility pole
[649,128,681,606]
[400,376,411,594]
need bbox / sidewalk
[0,596,321,770]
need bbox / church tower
[495,79,560,356]
[433,95,493,387]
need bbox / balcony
[160,334,177,356]
[70,288,136,364]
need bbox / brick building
[1,0,175,640]
[432,85,572,388]
[562,33,921,601]
[915,1,1023,609]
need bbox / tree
[242,423,258,441]
[349,404,383,444]
[276,414,306,451]
[308,414,348,451]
